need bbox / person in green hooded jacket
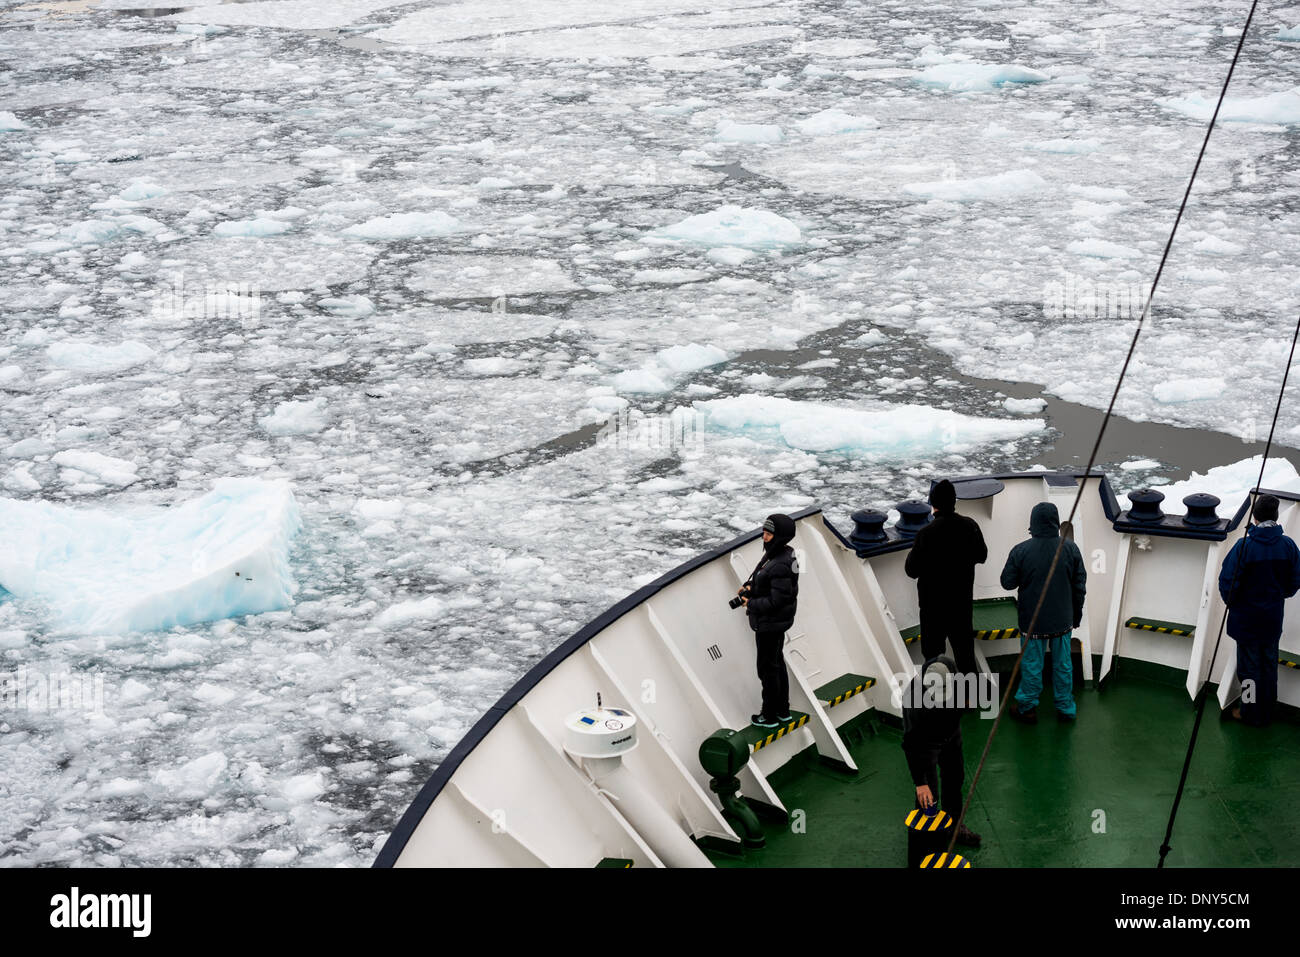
[1001,502,1087,724]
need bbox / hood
[916,655,957,709]
[1030,502,1060,539]
[1249,522,1284,543]
[763,513,796,555]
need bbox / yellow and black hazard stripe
[904,809,953,832]
[975,627,1020,641]
[1280,657,1300,670]
[824,678,876,709]
[920,852,971,869]
[751,714,809,752]
[1124,618,1194,637]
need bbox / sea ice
[695,395,1044,458]
[915,63,1050,92]
[341,212,462,241]
[261,398,330,436]
[643,205,801,248]
[0,479,301,634]
[902,170,1047,201]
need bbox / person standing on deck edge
[1003,502,1087,724]
[740,514,799,730]
[904,479,988,676]
[1219,494,1300,727]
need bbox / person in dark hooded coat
[741,513,799,728]
[1218,494,1300,726]
[901,655,981,847]
[1001,501,1086,723]
[904,479,988,675]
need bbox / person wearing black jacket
[904,479,988,675]
[741,513,799,729]
[902,655,981,847]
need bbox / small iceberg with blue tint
[0,478,301,634]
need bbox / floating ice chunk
[213,218,293,238]
[282,771,327,803]
[316,295,375,318]
[47,339,155,375]
[696,395,1043,458]
[1066,238,1141,259]
[1279,26,1300,41]
[119,180,168,201]
[1152,377,1226,403]
[1193,235,1243,256]
[1003,396,1048,413]
[406,256,578,299]
[706,246,755,265]
[342,211,462,241]
[51,451,139,487]
[5,437,53,458]
[612,342,728,394]
[633,267,709,284]
[612,369,671,393]
[902,170,1047,201]
[375,595,445,627]
[851,329,889,347]
[915,62,1049,92]
[656,343,728,374]
[1127,456,1300,516]
[261,398,329,436]
[1120,458,1162,470]
[37,216,166,252]
[644,205,801,248]
[0,478,301,634]
[154,752,228,801]
[715,120,784,143]
[0,111,26,131]
[170,0,409,30]
[1159,88,1300,126]
[794,109,880,135]
[463,357,527,375]
[1024,137,1101,153]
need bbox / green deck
[899,597,1020,645]
[706,667,1300,867]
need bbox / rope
[946,0,1263,854]
[1157,313,1300,867]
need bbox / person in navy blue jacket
[1218,494,1300,726]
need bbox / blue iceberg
[0,479,301,634]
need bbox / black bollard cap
[895,500,933,538]
[1181,492,1222,527]
[849,509,888,548]
[1127,488,1166,523]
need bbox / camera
[729,585,751,610]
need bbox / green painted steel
[1125,616,1196,637]
[708,673,1300,867]
[815,673,876,708]
[736,712,809,752]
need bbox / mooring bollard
[904,806,953,868]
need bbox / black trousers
[755,629,789,717]
[920,604,977,675]
[918,732,965,814]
